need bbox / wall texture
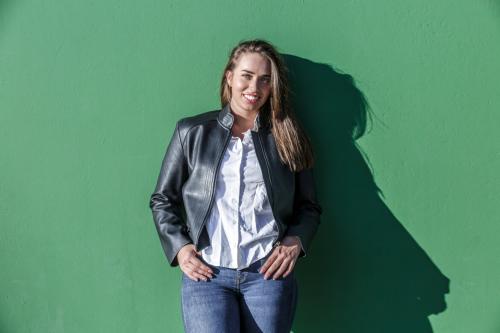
[1,1,499,332]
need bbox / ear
[225,70,233,87]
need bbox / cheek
[233,79,247,91]
[262,86,272,98]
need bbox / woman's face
[226,52,272,114]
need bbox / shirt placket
[233,136,243,268]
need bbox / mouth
[243,93,260,104]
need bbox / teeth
[244,94,258,100]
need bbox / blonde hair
[220,39,315,172]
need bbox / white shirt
[200,118,279,269]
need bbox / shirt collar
[218,103,271,132]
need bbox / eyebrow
[241,69,271,77]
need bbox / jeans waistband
[201,250,273,273]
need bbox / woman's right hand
[177,244,214,281]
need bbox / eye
[242,74,252,79]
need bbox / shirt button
[231,198,237,204]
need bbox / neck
[229,102,258,129]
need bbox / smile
[243,94,259,104]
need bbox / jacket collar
[217,103,271,132]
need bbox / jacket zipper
[256,130,283,247]
[194,129,231,249]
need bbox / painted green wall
[1,1,499,332]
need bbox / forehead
[234,52,271,73]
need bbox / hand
[259,236,301,280]
[176,244,214,281]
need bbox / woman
[149,39,322,333]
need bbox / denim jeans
[181,254,298,333]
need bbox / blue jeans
[181,255,298,333]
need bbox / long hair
[220,39,315,173]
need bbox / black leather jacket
[149,104,323,267]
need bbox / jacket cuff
[284,213,320,258]
[169,238,193,267]
[152,213,194,267]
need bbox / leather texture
[149,103,323,267]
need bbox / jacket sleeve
[149,121,192,267]
[284,167,323,258]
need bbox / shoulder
[176,109,220,138]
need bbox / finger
[184,270,198,281]
[191,270,209,281]
[191,253,213,273]
[182,262,197,279]
[185,261,213,279]
[183,264,209,281]
[181,266,200,282]
[272,257,292,280]
[282,258,296,278]
[188,256,214,276]
[186,271,206,282]
[264,255,284,280]
[259,249,279,274]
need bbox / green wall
[1,1,499,332]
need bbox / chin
[246,105,261,112]
[240,102,261,112]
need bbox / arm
[284,167,323,258]
[149,120,192,267]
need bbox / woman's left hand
[259,236,302,280]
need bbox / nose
[250,77,263,92]
[249,78,258,91]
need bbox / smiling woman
[225,53,272,112]
[223,52,272,141]
[149,39,322,333]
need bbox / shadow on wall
[283,54,450,333]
